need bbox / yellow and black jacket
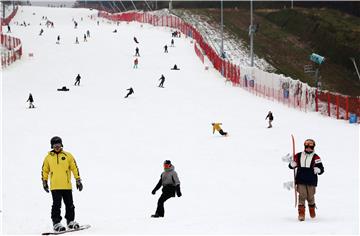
[212,123,223,133]
[42,150,80,190]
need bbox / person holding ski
[41,136,83,232]
[26,93,35,108]
[124,87,134,98]
[265,111,273,128]
[151,160,182,218]
[212,123,228,136]
[288,138,324,221]
[74,74,81,86]
[135,47,140,57]
[158,74,165,88]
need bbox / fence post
[336,95,339,119]
[327,93,331,116]
[345,96,349,120]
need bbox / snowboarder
[151,160,182,218]
[158,74,165,88]
[41,136,83,232]
[124,87,134,98]
[7,24,11,33]
[265,111,273,128]
[288,139,324,221]
[75,37,79,44]
[135,47,140,57]
[171,64,180,70]
[170,39,174,47]
[56,35,60,44]
[26,93,35,108]
[74,74,81,86]
[39,28,44,36]
[212,123,228,136]
[133,36,139,43]
[83,34,87,42]
[164,45,168,53]
[133,58,138,69]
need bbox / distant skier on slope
[212,123,228,136]
[171,64,180,70]
[265,111,273,128]
[133,58,138,69]
[39,28,44,36]
[26,93,35,108]
[158,74,165,88]
[56,35,60,44]
[133,36,139,43]
[135,47,140,57]
[41,136,83,232]
[74,74,81,86]
[83,34,87,42]
[124,87,134,98]
[288,138,324,221]
[151,160,182,218]
[164,45,168,53]
[170,39,174,47]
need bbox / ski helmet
[50,136,63,148]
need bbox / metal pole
[118,0,127,11]
[221,0,224,58]
[250,0,254,67]
[130,0,137,10]
[169,0,172,11]
[350,58,360,81]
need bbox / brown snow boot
[308,204,316,218]
[298,205,305,221]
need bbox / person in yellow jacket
[212,123,228,136]
[41,136,83,232]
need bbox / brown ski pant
[297,184,316,206]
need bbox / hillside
[178,7,360,96]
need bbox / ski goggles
[163,164,171,169]
[53,143,62,148]
[304,145,315,149]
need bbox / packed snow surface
[1,6,359,234]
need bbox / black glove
[176,185,182,197]
[43,180,49,193]
[151,189,156,195]
[76,179,83,191]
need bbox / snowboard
[42,225,91,235]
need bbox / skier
[83,34,87,42]
[133,36,139,43]
[74,21,78,29]
[212,123,228,136]
[75,37,79,44]
[74,74,81,86]
[151,160,182,218]
[26,93,35,108]
[39,28,44,36]
[124,87,134,98]
[7,24,11,33]
[265,111,273,128]
[171,64,180,70]
[288,139,324,221]
[41,136,83,232]
[164,45,168,53]
[170,39,174,47]
[158,74,165,88]
[56,35,60,44]
[133,58,138,69]
[135,47,140,57]
[113,29,117,33]
[86,30,90,38]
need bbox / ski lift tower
[309,53,325,87]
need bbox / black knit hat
[50,136,63,148]
[164,160,171,165]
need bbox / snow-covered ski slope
[1,6,359,234]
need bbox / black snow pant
[51,190,75,225]
[155,188,175,217]
[125,92,133,98]
[219,129,227,136]
[74,80,80,86]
